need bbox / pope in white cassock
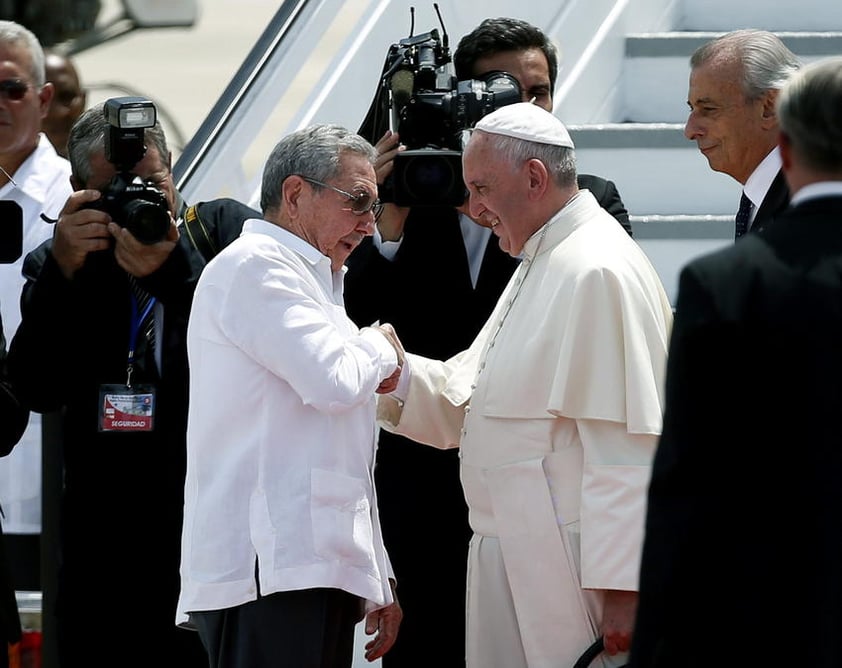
[377,102,673,668]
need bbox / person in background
[177,123,403,668]
[42,50,86,158]
[377,102,673,668]
[628,56,842,668]
[684,29,800,239]
[0,18,72,597]
[0,308,27,668]
[345,17,631,666]
[7,102,211,668]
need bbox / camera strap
[183,202,219,263]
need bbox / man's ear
[526,157,549,199]
[37,81,54,119]
[282,174,305,217]
[760,89,779,128]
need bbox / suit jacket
[628,195,842,668]
[343,173,629,667]
[747,169,790,235]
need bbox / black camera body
[362,21,521,207]
[86,97,171,245]
[88,173,170,245]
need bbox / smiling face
[462,131,531,256]
[684,58,780,184]
[298,152,378,271]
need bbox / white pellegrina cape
[379,190,673,668]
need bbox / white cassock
[378,190,673,668]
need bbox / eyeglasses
[0,79,30,101]
[299,176,383,218]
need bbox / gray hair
[691,29,801,101]
[0,20,46,86]
[777,57,842,173]
[260,124,377,213]
[67,101,170,185]
[477,131,577,189]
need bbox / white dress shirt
[177,218,398,626]
[743,146,782,228]
[0,133,72,534]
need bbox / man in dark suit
[345,17,630,668]
[684,29,801,238]
[628,56,842,668]
[7,102,252,668]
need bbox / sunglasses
[299,176,383,218]
[0,79,30,101]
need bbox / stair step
[680,1,842,31]
[626,31,842,58]
[622,32,842,123]
[631,216,734,304]
[631,214,733,239]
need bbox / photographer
[6,100,253,667]
[344,17,631,668]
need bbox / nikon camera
[358,13,521,207]
[86,97,171,245]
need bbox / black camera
[359,9,521,207]
[87,97,171,245]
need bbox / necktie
[735,192,752,239]
[128,275,156,359]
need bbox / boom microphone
[389,69,415,112]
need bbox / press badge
[98,384,157,432]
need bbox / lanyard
[125,289,157,387]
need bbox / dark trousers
[193,588,362,668]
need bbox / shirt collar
[790,181,842,206]
[743,146,781,208]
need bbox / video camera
[359,6,521,207]
[85,97,171,244]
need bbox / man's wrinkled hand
[110,218,179,277]
[51,189,112,279]
[600,589,637,655]
[373,130,402,184]
[376,323,404,394]
[363,597,402,662]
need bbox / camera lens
[394,149,465,207]
[123,199,171,245]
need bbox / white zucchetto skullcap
[474,102,574,149]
